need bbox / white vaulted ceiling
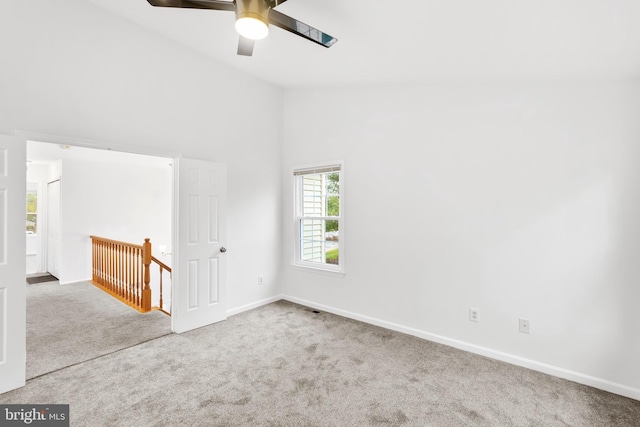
[87,0,640,88]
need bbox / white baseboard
[282,294,640,402]
[227,294,284,317]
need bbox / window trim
[292,161,345,276]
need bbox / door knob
[220,247,227,253]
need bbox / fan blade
[146,0,235,11]
[269,9,337,48]
[237,36,255,56]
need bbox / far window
[26,183,38,234]
[293,164,343,273]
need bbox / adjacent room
[24,141,173,378]
[1,0,640,425]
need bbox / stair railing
[151,254,171,315]
[90,236,171,315]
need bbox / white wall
[58,157,172,284]
[282,82,640,398]
[1,0,283,309]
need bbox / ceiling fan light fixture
[146,0,338,57]
[235,16,269,40]
[235,0,270,40]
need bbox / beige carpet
[3,300,639,426]
[26,281,171,379]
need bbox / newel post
[142,238,152,312]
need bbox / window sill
[290,264,346,278]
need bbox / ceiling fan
[146,0,338,56]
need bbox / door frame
[18,131,186,332]
[46,179,60,279]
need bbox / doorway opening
[25,139,174,379]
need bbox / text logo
[0,405,69,426]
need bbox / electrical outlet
[519,318,530,334]
[469,307,479,323]
[257,276,264,286]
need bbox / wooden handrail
[151,255,171,315]
[151,256,171,273]
[90,235,144,248]
[90,236,171,315]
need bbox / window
[26,183,38,234]
[293,163,343,274]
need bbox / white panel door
[46,180,60,279]
[172,158,227,334]
[0,134,26,394]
